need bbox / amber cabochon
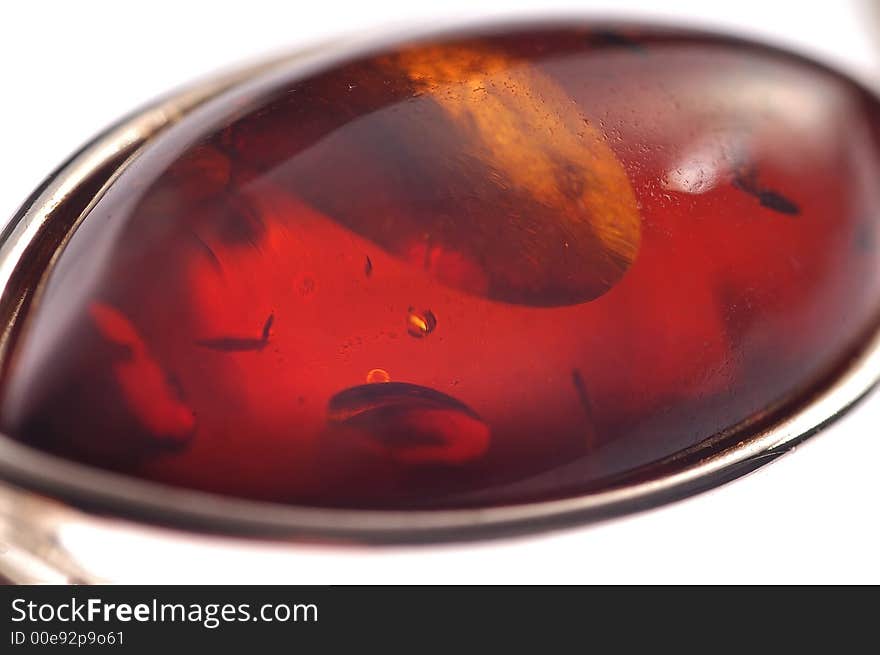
[2,24,880,512]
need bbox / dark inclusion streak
[733,172,800,216]
[754,189,800,215]
[588,30,647,54]
[328,382,482,423]
[261,313,274,341]
[196,313,274,352]
[571,369,594,422]
[189,231,222,272]
[365,255,373,277]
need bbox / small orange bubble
[406,307,437,338]
[366,368,391,383]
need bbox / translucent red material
[3,25,880,509]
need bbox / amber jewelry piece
[1,23,880,572]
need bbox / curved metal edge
[0,22,879,582]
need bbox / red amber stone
[3,25,880,509]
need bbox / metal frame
[1,35,879,583]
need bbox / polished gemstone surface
[3,25,880,509]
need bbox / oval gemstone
[3,25,880,509]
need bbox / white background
[2,1,879,583]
